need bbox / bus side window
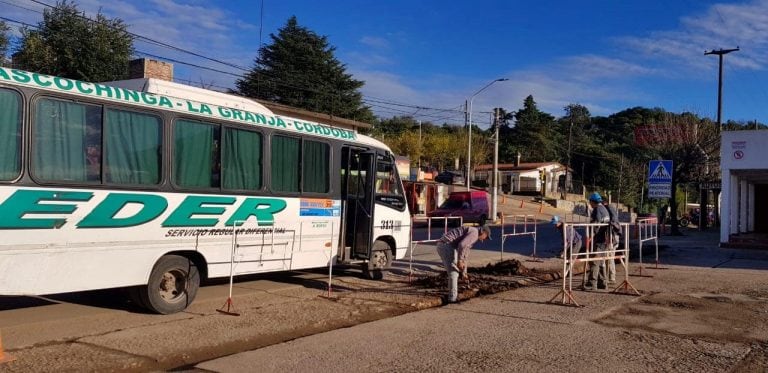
[33,98,102,183]
[104,108,162,185]
[173,119,220,189]
[221,127,262,191]
[0,89,22,181]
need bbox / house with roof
[473,158,570,197]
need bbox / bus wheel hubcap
[372,251,387,268]
[159,270,186,301]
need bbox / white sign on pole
[648,160,673,199]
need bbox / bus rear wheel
[139,255,200,314]
[363,241,392,280]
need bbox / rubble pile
[468,259,531,276]
[416,259,536,296]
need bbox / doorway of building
[755,184,768,233]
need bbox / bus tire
[363,241,392,280]
[140,255,200,314]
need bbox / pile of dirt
[415,260,533,298]
[414,273,523,296]
[468,259,531,276]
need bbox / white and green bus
[0,67,411,314]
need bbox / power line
[2,7,469,121]
[27,0,251,72]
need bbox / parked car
[427,190,489,225]
[434,171,465,185]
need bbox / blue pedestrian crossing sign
[648,160,673,198]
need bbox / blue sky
[5,0,768,127]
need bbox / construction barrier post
[633,217,660,277]
[500,214,540,262]
[550,222,639,307]
[409,216,463,283]
[0,331,15,364]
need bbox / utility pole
[639,162,646,213]
[418,120,422,171]
[465,78,508,188]
[491,108,500,222]
[704,47,739,132]
[617,155,624,213]
[465,99,471,187]
[564,121,573,200]
[703,47,737,230]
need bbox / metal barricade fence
[636,217,660,275]
[500,214,538,261]
[550,222,639,306]
[220,219,335,313]
[408,216,463,282]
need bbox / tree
[236,16,374,123]
[0,21,10,64]
[14,0,134,81]
[423,132,459,170]
[501,95,560,163]
[373,116,419,137]
[557,104,592,194]
[384,131,420,162]
[634,112,719,234]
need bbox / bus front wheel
[140,255,200,314]
[363,241,392,280]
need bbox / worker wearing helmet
[586,192,609,290]
[551,215,583,258]
[551,215,582,276]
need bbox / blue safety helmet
[589,192,603,203]
[550,215,561,225]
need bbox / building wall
[475,163,566,196]
[720,130,768,243]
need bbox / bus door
[341,147,375,260]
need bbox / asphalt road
[0,224,552,372]
[4,222,764,372]
[199,230,768,373]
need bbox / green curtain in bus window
[174,120,214,188]
[105,109,161,185]
[271,135,299,192]
[302,140,329,193]
[34,99,89,182]
[0,90,21,181]
[223,128,262,190]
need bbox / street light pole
[491,108,501,222]
[704,47,738,230]
[418,120,422,171]
[564,121,573,200]
[465,78,508,188]
[705,47,739,131]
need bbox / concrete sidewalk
[197,230,768,372]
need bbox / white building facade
[720,130,768,246]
